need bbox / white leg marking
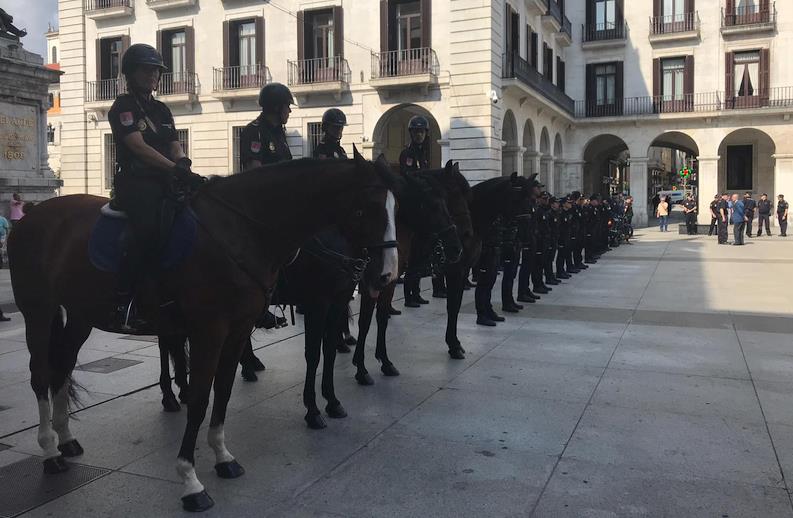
[207,425,234,465]
[52,383,74,444]
[37,399,59,459]
[382,191,399,281]
[176,458,205,497]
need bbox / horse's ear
[353,144,365,163]
[444,159,453,172]
[511,171,519,183]
[453,162,460,173]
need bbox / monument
[0,8,62,217]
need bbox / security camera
[489,89,500,104]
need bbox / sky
[2,0,58,58]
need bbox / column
[502,145,526,176]
[629,157,649,227]
[696,156,719,225]
[438,139,450,166]
[523,151,539,177]
[554,160,565,193]
[565,160,585,193]
[541,155,553,191]
[38,105,51,175]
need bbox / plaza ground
[1,226,793,516]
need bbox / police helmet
[322,108,347,128]
[258,82,295,110]
[408,115,429,131]
[121,44,167,76]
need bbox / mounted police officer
[238,82,295,381]
[108,43,203,331]
[314,108,348,159]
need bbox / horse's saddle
[88,203,198,273]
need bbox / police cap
[258,82,294,110]
[321,108,347,127]
[121,44,166,76]
[408,115,429,131]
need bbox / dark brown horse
[9,150,399,512]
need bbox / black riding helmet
[322,108,347,128]
[258,82,294,111]
[408,115,429,131]
[121,44,167,76]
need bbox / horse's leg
[176,324,228,513]
[374,282,399,376]
[352,290,377,386]
[303,304,327,429]
[207,325,250,480]
[51,318,92,458]
[158,334,180,412]
[322,300,346,419]
[445,266,466,359]
[172,335,190,404]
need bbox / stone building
[57,0,793,226]
[45,25,62,178]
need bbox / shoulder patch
[406,157,413,167]
[250,141,262,153]
[269,142,276,152]
[119,112,134,127]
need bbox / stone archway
[501,110,518,176]
[539,127,551,188]
[716,128,776,197]
[582,134,629,198]
[522,119,536,177]
[372,104,442,168]
[553,133,564,194]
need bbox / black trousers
[517,246,534,296]
[566,239,576,271]
[556,245,568,274]
[779,214,788,236]
[501,246,519,305]
[717,220,728,243]
[685,213,697,234]
[745,212,754,236]
[584,233,596,262]
[532,249,545,289]
[474,248,498,315]
[573,234,584,265]
[757,214,771,236]
[708,217,718,236]
[544,246,556,281]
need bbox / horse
[9,149,400,512]
[352,161,474,384]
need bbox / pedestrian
[777,194,788,237]
[683,194,697,234]
[0,213,8,269]
[730,193,746,245]
[717,193,730,244]
[708,194,719,236]
[743,192,756,237]
[8,193,23,227]
[757,193,772,236]
[652,193,660,215]
[656,195,669,231]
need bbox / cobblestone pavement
[1,228,793,517]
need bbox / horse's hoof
[381,363,400,377]
[448,348,466,360]
[162,395,181,412]
[214,459,245,479]
[326,403,347,419]
[178,389,189,404]
[182,489,215,512]
[57,439,84,457]
[241,369,258,382]
[252,356,266,372]
[42,455,69,474]
[344,334,357,346]
[355,372,375,386]
[336,343,351,354]
[305,413,327,429]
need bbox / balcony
[287,56,351,101]
[502,53,573,116]
[526,0,547,16]
[582,22,628,49]
[85,0,133,20]
[212,65,270,105]
[370,48,439,94]
[649,12,700,43]
[146,0,196,12]
[721,3,776,35]
[85,78,125,111]
[542,0,563,32]
[156,72,199,107]
[556,14,573,46]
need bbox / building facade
[58,0,793,227]
[45,26,62,178]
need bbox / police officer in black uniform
[757,193,772,236]
[572,193,588,271]
[500,212,523,313]
[475,215,505,326]
[544,194,562,285]
[742,192,756,238]
[238,82,295,382]
[708,194,720,236]
[517,175,542,303]
[683,195,698,235]
[313,108,348,159]
[555,196,572,279]
[778,194,789,237]
[108,43,203,331]
[584,195,599,263]
[717,193,730,244]
[532,194,553,293]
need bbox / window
[51,46,57,64]
[170,31,186,79]
[99,37,123,80]
[307,122,322,158]
[47,124,55,144]
[239,22,257,74]
[310,10,334,61]
[48,93,54,108]
[726,145,753,190]
[663,0,685,20]
[543,43,553,81]
[396,1,421,51]
[595,0,616,30]
[104,133,116,190]
[595,63,617,105]
[733,51,760,98]
[176,129,189,158]
[661,58,685,101]
[232,126,244,173]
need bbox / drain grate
[74,357,142,374]
[0,456,109,517]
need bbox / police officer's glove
[173,157,206,191]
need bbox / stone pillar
[502,145,526,176]
[541,155,553,191]
[565,160,585,193]
[629,157,649,227]
[554,160,566,193]
[697,156,719,225]
[439,139,450,166]
[523,151,539,177]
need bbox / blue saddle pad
[89,207,198,273]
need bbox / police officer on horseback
[399,115,430,174]
[240,82,294,169]
[108,43,203,331]
[314,108,348,159]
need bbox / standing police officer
[717,193,730,244]
[314,108,348,159]
[108,43,202,331]
[743,192,756,238]
[708,194,720,236]
[683,195,698,235]
[778,194,789,237]
[757,193,772,236]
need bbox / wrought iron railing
[158,72,198,96]
[545,0,562,23]
[722,2,776,27]
[371,47,439,79]
[86,78,125,102]
[561,13,572,38]
[287,56,351,86]
[212,64,270,92]
[582,21,628,42]
[649,11,700,35]
[85,0,132,11]
[502,53,574,115]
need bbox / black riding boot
[113,247,149,333]
[432,275,447,298]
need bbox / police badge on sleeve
[406,158,413,167]
[251,141,262,153]
[120,112,134,127]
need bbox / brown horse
[9,150,399,512]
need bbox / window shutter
[725,0,734,14]
[296,11,305,61]
[542,42,548,77]
[556,56,562,87]
[380,0,389,52]
[222,21,230,68]
[615,61,624,106]
[525,24,530,59]
[155,30,163,54]
[185,26,195,75]
[725,52,734,101]
[684,55,694,96]
[653,0,661,17]
[95,39,102,81]
[333,6,344,57]
[585,64,595,101]
[255,17,265,67]
[760,0,769,13]
[560,60,565,91]
[531,32,538,69]
[585,0,594,27]
[760,48,770,98]
[652,58,661,97]
[616,0,624,25]
[121,35,130,55]
[420,0,431,48]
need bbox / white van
[657,190,686,205]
